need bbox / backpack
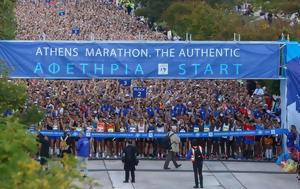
[163,132,174,150]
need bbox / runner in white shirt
[156,118,166,159]
[137,117,146,157]
[116,117,126,157]
[127,118,137,148]
[252,85,264,97]
[221,118,230,159]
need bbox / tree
[0,0,16,39]
[0,62,96,189]
[162,1,243,40]
[134,0,173,25]
[258,80,280,96]
[252,0,300,14]
[161,0,300,41]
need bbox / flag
[58,11,65,16]
[72,27,80,35]
[119,80,131,86]
[296,94,300,112]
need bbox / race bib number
[108,128,114,132]
[86,132,91,137]
[148,132,154,138]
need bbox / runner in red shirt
[239,104,248,117]
[243,119,255,159]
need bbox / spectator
[252,84,264,97]
[287,125,298,153]
[76,131,90,177]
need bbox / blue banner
[286,43,300,132]
[39,130,64,137]
[133,87,146,98]
[119,79,131,86]
[286,44,300,112]
[33,129,288,138]
[0,41,280,79]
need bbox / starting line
[31,129,288,138]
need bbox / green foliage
[253,0,300,13]
[0,69,27,115]
[0,117,38,188]
[162,1,242,40]
[134,0,173,24]
[258,80,280,95]
[0,79,26,115]
[205,0,237,7]
[0,61,45,124]
[161,1,300,41]
[0,63,97,188]
[0,118,95,189]
[162,2,194,36]
[0,0,16,39]
[18,105,45,125]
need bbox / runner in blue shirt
[100,103,114,115]
[146,106,155,118]
[199,106,207,121]
[145,118,156,159]
[254,118,263,160]
[172,99,187,117]
[120,105,134,117]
